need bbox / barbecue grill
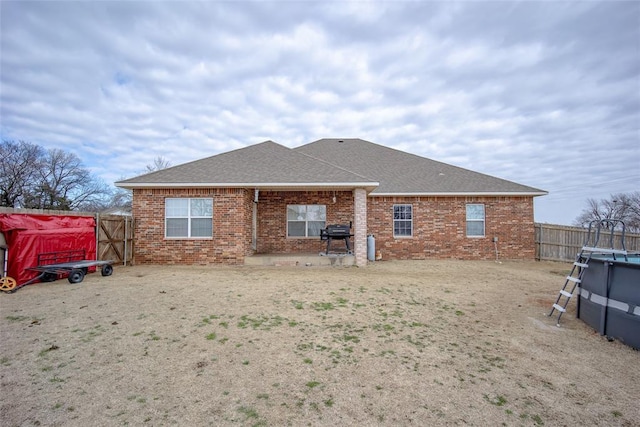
[320,224,354,255]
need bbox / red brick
[132,189,536,265]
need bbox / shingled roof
[116,138,546,196]
[296,138,546,196]
[116,140,378,190]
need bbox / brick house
[116,138,546,266]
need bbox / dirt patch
[1,260,638,426]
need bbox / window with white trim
[393,204,413,237]
[466,204,485,237]
[287,205,326,237]
[165,198,213,238]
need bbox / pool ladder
[548,219,628,326]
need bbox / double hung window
[287,205,326,237]
[466,204,485,237]
[393,204,413,237]
[165,198,213,238]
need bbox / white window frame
[287,204,326,238]
[466,204,485,237]
[393,204,413,238]
[165,198,213,239]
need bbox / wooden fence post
[535,222,640,262]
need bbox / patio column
[353,188,367,267]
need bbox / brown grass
[1,260,638,426]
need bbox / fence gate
[97,215,133,265]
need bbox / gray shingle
[116,138,546,196]
[295,138,546,195]
[117,140,376,187]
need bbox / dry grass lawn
[1,260,638,426]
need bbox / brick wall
[367,196,536,260]
[132,188,252,265]
[132,189,536,265]
[256,190,354,254]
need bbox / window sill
[164,237,213,240]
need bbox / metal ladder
[548,219,628,326]
[548,248,591,326]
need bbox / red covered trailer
[0,214,100,288]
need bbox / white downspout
[252,189,259,251]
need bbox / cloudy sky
[1,1,638,225]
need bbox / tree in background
[1,140,174,213]
[108,183,133,213]
[0,140,110,211]
[0,140,44,207]
[574,192,640,233]
[25,148,111,210]
[145,156,171,173]
[108,156,173,213]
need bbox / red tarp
[0,214,96,285]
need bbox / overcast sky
[1,1,638,225]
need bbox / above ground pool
[577,253,640,350]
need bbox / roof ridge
[115,139,380,188]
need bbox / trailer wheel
[0,277,17,291]
[41,272,57,282]
[68,269,85,284]
[101,264,113,277]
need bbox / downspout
[252,189,259,251]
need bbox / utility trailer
[0,249,113,293]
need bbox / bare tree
[34,148,111,210]
[99,156,172,214]
[574,192,640,233]
[1,140,111,211]
[613,192,640,233]
[110,185,133,209]
[145,156,171,173]
[105,177,133,213]
[0,140,44,207]
[89,156,171,214]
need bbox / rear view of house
[116,138,546,266]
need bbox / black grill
[320,224,354,255]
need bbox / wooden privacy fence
[535,223,640,262]
[97,214,133,266]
